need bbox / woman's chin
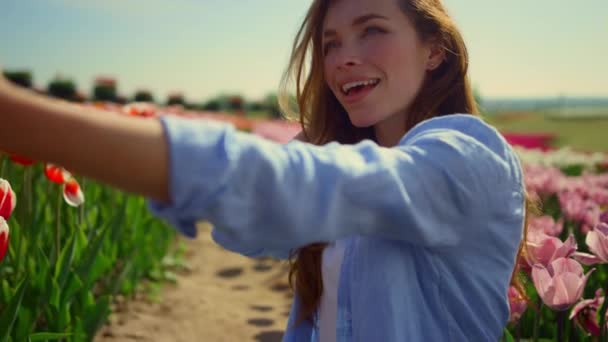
[347,114,378,128]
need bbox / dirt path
[95,223,292,342]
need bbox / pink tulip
[590,188,608,207]
[530,215,564,237]
[569,289,605,336]
[532,257,594,311]
[524,165,565,196]
[572,251,602,266]
[0,179,16,220]
[601,210,608,225]
[586,223,608,263]
[508,286,528,323]
[526,235,577,268]
[0,217,8,262]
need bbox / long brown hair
[279,0,531,325]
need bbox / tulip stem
[78,177,85,226]
[0,155,6,176]
[533,302,541,342]
[556,310,564,342]
[598,278,608,340]
[54,188,61,263]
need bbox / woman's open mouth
[341,78,380,104]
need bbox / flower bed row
[506,147,608,341]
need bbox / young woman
[0,0,530,340]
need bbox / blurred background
[1,0,607,150]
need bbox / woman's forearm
[0,80,170,202]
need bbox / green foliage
[263,93,282,119]
[227,95,244,111]
[47,78,78,102]
[93,85,117,102]
[133,90,155,103]
[167,94,186,106]
[3,70,33,88]
[201,99,221,111]
[0,159,180,341]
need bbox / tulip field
[0,103,607,341]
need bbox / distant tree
[133,90,155,103]
[264,93,282,119]
[115,95,128,105]
[167,92,186,106]
[248,101,265,111]
[264,93,299,119]
[47,77,77,101]
[201,99,221,111]
[3,70,32,88]
[228,95,244,111]
[93,76,118,102]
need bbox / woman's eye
[364,26,384,35]
[323,42,338,55]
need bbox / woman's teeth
[342,79,380,95]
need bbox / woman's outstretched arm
[0,76,170,202]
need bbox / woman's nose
[334,44,362,70]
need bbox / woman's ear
[425,39,446,71]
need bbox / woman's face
[322,0,439,129]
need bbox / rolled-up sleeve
[148,114,521,257]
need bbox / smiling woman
[0,0,529,341]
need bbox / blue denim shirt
[148,113,525,341]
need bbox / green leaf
[83,295,110,337]
[0,276,29,342]
[502,328,514,342]
[49,277,60,309]
[15,307,32,342]
[28,332,73,341]
[54,233,77,288]
[76,223,110,288]
[59,273,83,307]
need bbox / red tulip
[0,179,16,220]
[0,217,9,262]
[44,163,71,184]
[122,102,158,118]
[63,178,84,207]
[9,154,36,166]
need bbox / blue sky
[1,0,606,102]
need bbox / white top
[318,239,346,342]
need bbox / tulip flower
[526,234,577,268]
[122,102,158,118]
[0,179,16,220]
[63,177,84,207]
[508,286,528,323]
[530,215,564,237]
[0,217,9,262]
[601,210,608,225]
[569,289,604,337]
[532,257,594,311]
[585,223,608,262]
[44,163,72,184]
[9,154,35,166]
